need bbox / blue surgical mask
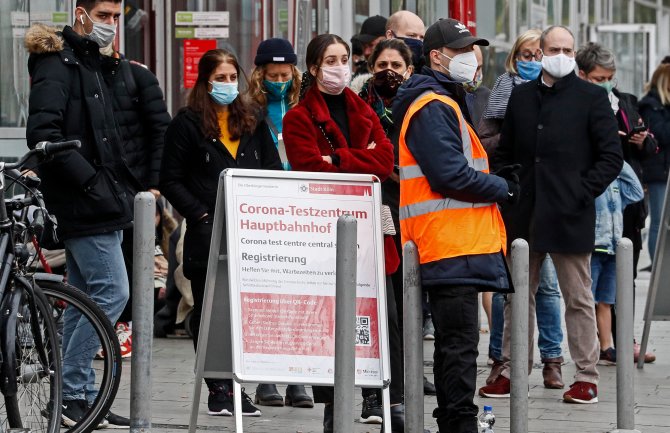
[263,79,292,99]
[596,80,615,94]
[209,81,239,105]
[516,60,543,81]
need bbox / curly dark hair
[187,48,258,140]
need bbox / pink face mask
[318,65,351,95]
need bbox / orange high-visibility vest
[399,92,507,264]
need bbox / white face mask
[541,53,576,79]
[81,9,117,48]
[437,50,478,83]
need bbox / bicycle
[0,140,82,433]
[6,145,123,433]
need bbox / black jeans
[313,275,404,405]
[428,285,479,433]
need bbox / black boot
[424,376,436,395]
[323,404,333,433]
[285,384,314,408]
[382,405,431,433]
[254,384,284,406]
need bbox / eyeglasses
[517,50,543,61]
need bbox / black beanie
[254,38,297,66]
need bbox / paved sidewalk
[107,269,670,433]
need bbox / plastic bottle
[478,405,495,433]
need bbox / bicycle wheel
[1,277,63,433]
[37,279,122,433]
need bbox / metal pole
[510,238,529,433]
[333,216,357,433]
[403,241,423,433]
[130,192,156,433]
[610,238,642,433]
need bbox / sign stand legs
[381,387,391,433]
[234,381,244,432]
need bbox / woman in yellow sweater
[160,48,282,417]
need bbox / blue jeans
[62,231,129,402]
[489,255,563,361]
[647,181,666,263]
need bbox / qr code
[355,316,371,346]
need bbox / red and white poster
[183,39,216,89]
[225,172,388,386]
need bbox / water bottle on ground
[478,405,495,433]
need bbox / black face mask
[373,69,405,98]
[398,36,424,67]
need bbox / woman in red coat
[282,34,401,433]
[282,34,393,176]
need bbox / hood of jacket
[24,23,63,55]
[392,66,469,127]
[25,24,103,75]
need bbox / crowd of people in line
[22,0,670,432]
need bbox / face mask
[516,60,543,81]
[541,53,576,79]
[437,51,478,83]
[596,80,615,94]
[463,72,483,93]
[209,81,239,106]
[398,37,424,67]
[263,79,292,99]
[81,9,117,48]
[373,69,406,98]
[317,65,351,95]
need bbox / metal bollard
[510,239,529,433]
[130,192,156,433]
[333,216,357,433]
[610,238,641,433]
[403,241,423,433]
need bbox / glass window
[0,0,70,128]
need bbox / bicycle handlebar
[4,140,81,171]
[35,140,81,156]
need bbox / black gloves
[505,179,520,204]
[493,164,522,204]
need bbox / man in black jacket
[478,25,623,404]
[25,0,131,427]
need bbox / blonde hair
[248,64,302,109]
[505,29,542,75]
[646,64,670,106]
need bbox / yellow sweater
[217,110,240,158]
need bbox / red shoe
[563,381,598,404]
[116,322,132,359]
[633,341,656,363]
[479,375,510,398]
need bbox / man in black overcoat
[478,25,623,404]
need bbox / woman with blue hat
[248,38,303,172]
[247,39,314,409]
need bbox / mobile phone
[629,124,646,136]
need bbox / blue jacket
[266,93,292,171]
[392,67,511,292]
[594,161,644,255]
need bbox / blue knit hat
[254,38,297,66]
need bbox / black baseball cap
[354,15,387,44]
[422,18,489,54]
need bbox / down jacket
[109,59,170,191]
[25,24,132,240]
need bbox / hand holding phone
[628,124,646,137]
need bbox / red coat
[282,85,394,179]
[283,85,398,274]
